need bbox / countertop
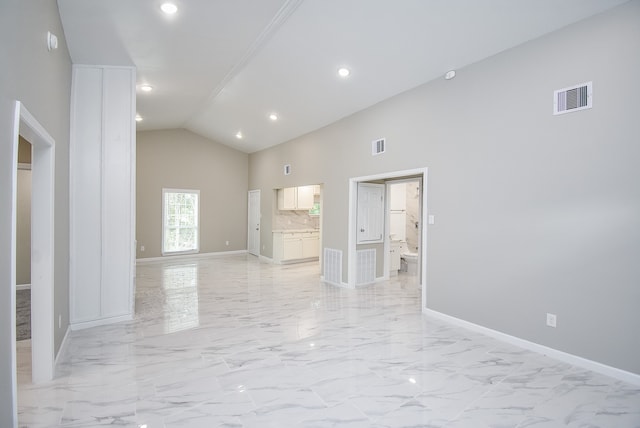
[272,229,319,233]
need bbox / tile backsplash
[274,209,319,230]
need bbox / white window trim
[162,188,200,256]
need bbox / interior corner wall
[136,129,249,259]
[0,0,72,425]
[249,1,640,375]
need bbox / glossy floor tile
[17,254,640,427]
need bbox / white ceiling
[58,0,629,153]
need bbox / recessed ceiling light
[160,3,178,14]
[235,131,243,139]
[444,70,456,80]
[135,115,143,122]
[139,84,153,92]
[269,113,278,121]
[338,67,351,78]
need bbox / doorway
[348,168,428,310]
[14,102,56,384]
[15,138,32,392]
[1,100,56,427]
[387,179,422,287]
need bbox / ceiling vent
[372,138,386,156]
[554,81,592,115]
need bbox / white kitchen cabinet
[296,185,314,210]
[282,235,303,260]
[278,187,297,210]
[273,230,319,263]
[302,234,320,258]
[277,185,315,210]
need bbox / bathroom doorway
[387,179,421,287]
[348,167,428,310]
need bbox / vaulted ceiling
[57,0,629,153]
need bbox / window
[309,202,320,216]
[162,189,199,255]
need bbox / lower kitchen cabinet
[273,230,320,263]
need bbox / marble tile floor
[17,254,640,427]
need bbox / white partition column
[69,65,136,329]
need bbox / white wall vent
[372,138,385,156]
[283,164,291,175]
[323,248,342,285]
[554,82,592,115]
[356,249,376,285]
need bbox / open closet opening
[15,137,33,384]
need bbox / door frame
[247,189,260,256]
[385,178,423,281]
[348,167,428,310]
[17,103,56,384]
[2,101,56,427]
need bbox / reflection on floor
[18,254,640,427]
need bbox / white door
[247,190,260,256]
[357,183,385,244]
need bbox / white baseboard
[275,257,320,265]
[16,283,31,291]
[259,255,273,264]
[70,314,133,331]
[320,275,351,288]
[423,308,640,386]
[54,326,70,366]
[137,250,247,264]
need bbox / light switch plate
[546,313,557,328]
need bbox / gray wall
[137,129,249,259]
[0,0,72,425]
[249,1,640,375]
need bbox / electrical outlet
[140,245,145,252]
[546,313,557,328]
[225,240,229,246]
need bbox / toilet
[401,252,418,275]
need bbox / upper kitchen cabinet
[278,185,314,210]
[297,185,314,209]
